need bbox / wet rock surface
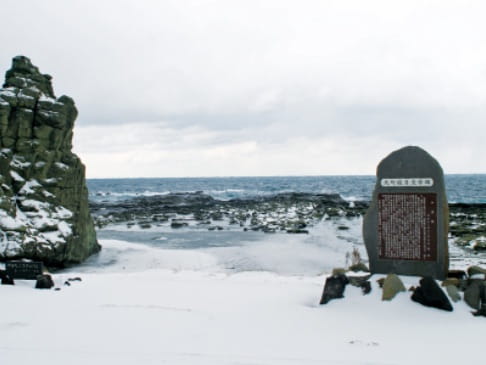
[0,56,99,267]
[90,191,365,233]
[89,191,485,250]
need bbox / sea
[81,175,486,276]
[87,174,486,204]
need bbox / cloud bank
[1,0,485,177]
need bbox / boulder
[411,277,453,311]
[0,56,100,266]
[382,274,406,301]
[464,280,483,310]
[35,274,54,289]
[1,271,14,285]
[447,270,467,279]
[360,281,372,295]
[441,278,460,287]
[348,262,370,273]
[319,274,349,305]
[472,284,486,317]
[445,285,461,303]
[467,266,486,278]
[332,268,346,276]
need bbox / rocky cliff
[0,56,100,266]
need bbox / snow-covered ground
[1,221,485,365]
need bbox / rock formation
[0,56,100,266]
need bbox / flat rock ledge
[90,191,485,247]
[0,56,99,267]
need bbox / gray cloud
[1,0,485,177]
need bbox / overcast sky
[1,0,485,177]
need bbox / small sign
[381,178,434,187]
[6,261,44,280]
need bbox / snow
[0,209,24,230]
[54,162,69,170]
[10,156,31,169]
[38,93,57,104]
[9,170,25,182]
[55,206,73,219]
[18,179,41,195]
[0,238,484,365]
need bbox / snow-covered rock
[0,56,100,266]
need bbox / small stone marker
[363,146,449,279]
[6,261,44,280]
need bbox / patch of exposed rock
[0,56,100,266]
[90,191,367,233]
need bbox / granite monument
[363,146,449,279]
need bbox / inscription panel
[378,193,437,261]
[6,261,44,280]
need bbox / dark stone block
[319,274,349,305]
[411,276,453,312]
[35,274,54,289]
[1,273,15,285]
[360,281,372,295]
[447,270,467,279]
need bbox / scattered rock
[35,274,54,289]
[319,274,349,305]
[68,277,82,282]
[472,284,486,317]
[347,274,371,287]
[382,274,406,301]
[64,281,71,286]
[445,285,461,303]
[441,278,460,287]
[286,229,309,234]
[467,266,486,278]
[332,268,347,276]
[411,277,453,312]
[1,273,14,285]
[348,263,369,273]
[360,281,372,295]
[464,280,483,310]
[447,270,467,279]
[171,221,188,228]
[376,277,385,288]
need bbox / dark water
[87,175,486,204]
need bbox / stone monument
[363,146,449,279]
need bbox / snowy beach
[1,215,485,365]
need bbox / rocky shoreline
[89,191,485,250]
